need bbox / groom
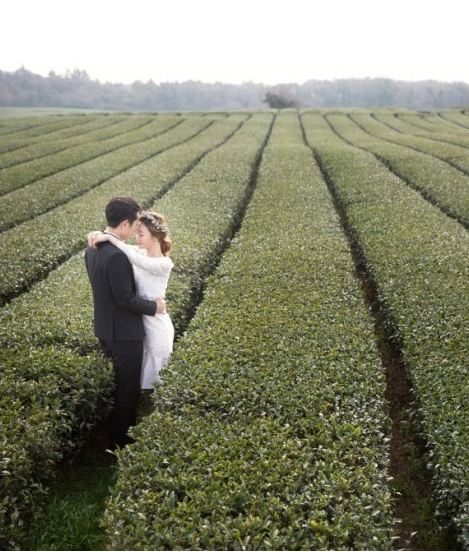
[85,196,165,448]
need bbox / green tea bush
[0,114,130,168]
[0,345,112,547]
[302,110,469,548]
[374,111,469,148]
[0,115,94,153]
[152,112,274,334]
[0,254,95,350]
[1,108,466,549]
[0,112,271,546]
[326,112,469,227]
[360,111,469,168]
[0,114,271,350]
[0,114,245,304]
[400,111,469,141]
[103,111,394,550]
[0,115,185,229]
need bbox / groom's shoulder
[86,241,119,260]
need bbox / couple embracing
[85,196,174,449]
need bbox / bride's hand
[87,231,107,248]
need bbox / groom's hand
[156,297,166,314]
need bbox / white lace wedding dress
[116,241,174,389]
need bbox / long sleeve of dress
[116,241,174,276]
[106,248,157,315]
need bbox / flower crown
[141,211,170,235]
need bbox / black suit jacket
[85,241,156,341]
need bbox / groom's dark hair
[105,197,142,228]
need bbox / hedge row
[400,111,469,136]
[148,112,275,334]
[325,113,469,228]
[428,110,469,131]
[0,114,180,202]
[0,114,132,169]
[0,116,193,229]
[0,113,273,352]
[301,111,469,548]
[0,345,113,547]
[0,115,96,151]
[0,113,272,546]
[2,112,121,141]
[372,111,469,149]
[351,112,469,174]
[102,111,394,550]
[0,117,55,138]
[0,255,97,352]
[1,109,465,548]
[0,114,246,304]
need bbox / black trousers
[99,338,143,447]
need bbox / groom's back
[84,242,143,341]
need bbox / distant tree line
[1,67,468,111]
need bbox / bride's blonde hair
[139,211,172,256]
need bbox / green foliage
[0,115,183,229]
[0,346,113,547]
[0,109,467,549]
[0,114,158,193]
[326,111,469,226]
[353,111,469,172]
[301,110,469,548]
[1,114,128,167]
[0,111,272,546]
[0,113,246,304]
[263,90,299,109]
[102,111,394,550]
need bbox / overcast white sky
[1,0,468,85]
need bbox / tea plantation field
[1,108,468,550]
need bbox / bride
[88,211,174,390]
